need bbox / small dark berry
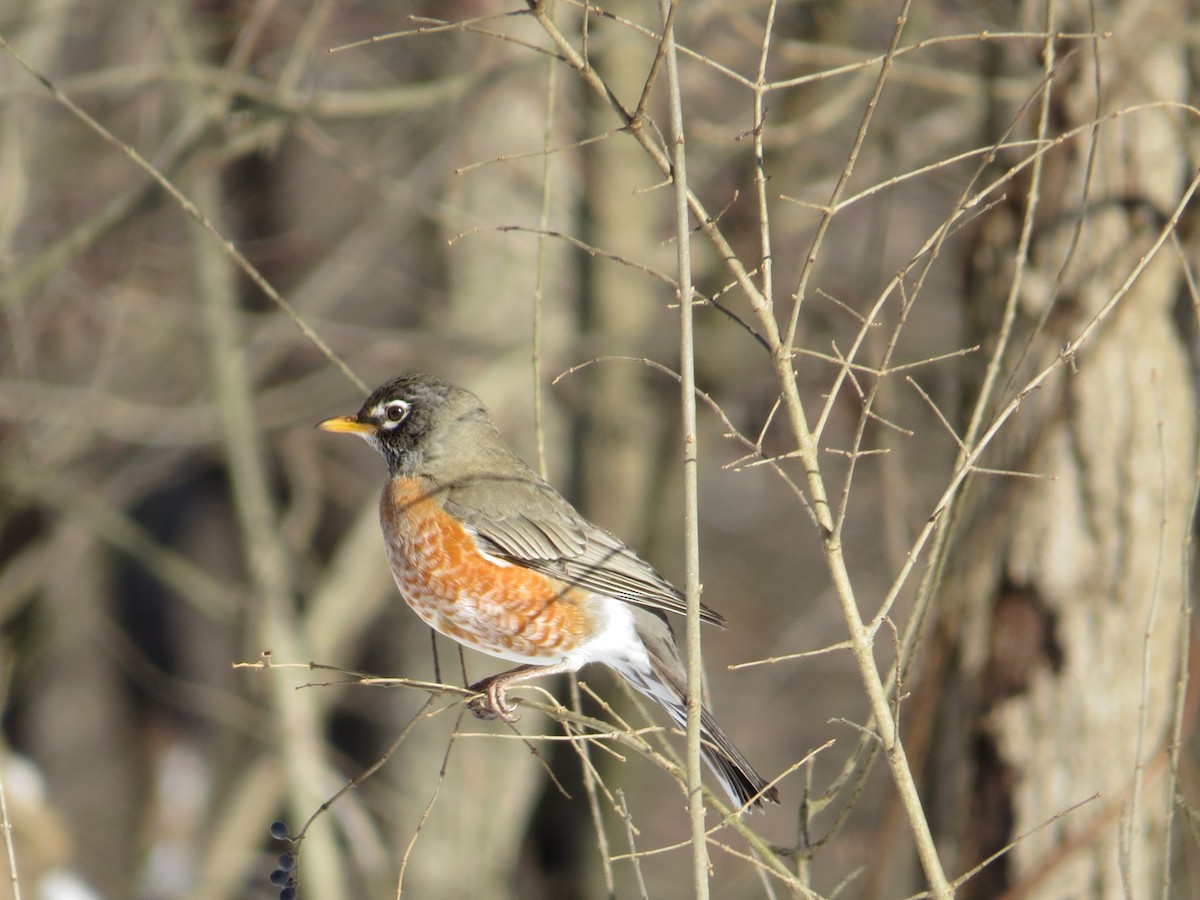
[280,887,297,900]
[269,821,289,840]
[277,853,295,871]
[270,869,290,886]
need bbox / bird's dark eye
[383,400,410,423]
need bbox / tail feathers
[633,658,779,810]
[697,703,779,809]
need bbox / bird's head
[318,373,486,477]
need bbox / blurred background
[0,1,1196,898]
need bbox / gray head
[317,373,494,477]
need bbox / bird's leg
[467,661,578,722]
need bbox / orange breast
[378,477,596,661]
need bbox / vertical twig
[569,677,616,897]
[617,790,651,900]
[531,0,560,482]
[657,0,709,893]
[1125,381,1169,893]
[751,0,779,309]
[959,4,1057,458]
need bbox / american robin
[318,373,779,810]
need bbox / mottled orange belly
[378,477,595,662]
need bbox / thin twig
[396,708,465,898]
[570,677,617,897]
[656,2,710,890]
[617,790,651,900]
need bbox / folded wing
[443,472,726,627]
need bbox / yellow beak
[317,415,374,435]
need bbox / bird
[318,373,779,810]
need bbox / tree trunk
[932,2,1195,896]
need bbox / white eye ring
[378,399,411,428]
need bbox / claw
[467,678,520,722]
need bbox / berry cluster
[268,821,299,899]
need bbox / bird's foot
[467,675,520,722]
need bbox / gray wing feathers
[444,473,725,627]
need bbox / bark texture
[935,2,1195,896]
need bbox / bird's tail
[622,655,779,811]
